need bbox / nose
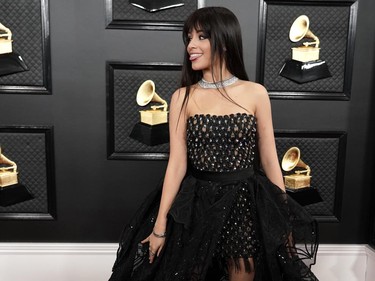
[187,37,197,51]
[187,42,196,54]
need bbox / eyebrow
[188,28,204,34]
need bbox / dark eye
[198,33,209,40]
[198,31,210,40]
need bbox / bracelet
[152,230,167,238]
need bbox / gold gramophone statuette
[0,147,18,188]
[0,22,29,78]
[0,22,13,55]
[289,15,320,62]
[136,80,168,125]
[279,14,331,84]
[281,147,311,189]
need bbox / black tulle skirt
[109,167,319,281]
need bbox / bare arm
[254,85,285,192]
[154,88,188,231]
[143,88,188,262]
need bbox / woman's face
[186,28,212,72]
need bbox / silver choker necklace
[198,76,239,89]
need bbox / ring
[149,251,155,256]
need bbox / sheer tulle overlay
[109,114,318,281]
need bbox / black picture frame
[0,126,56,220]
[257,0,358,100]
[0,0,51,95]
[275,130,347,222]
[106,62,182,160]
[105,0,205,30]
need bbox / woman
[109,7,318,281]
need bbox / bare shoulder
[235,81,269,116]
[171,87,186,99]
[170,87,187,106]
[239,80,268,96]
[170,87,191,117]
[237,80,269,104]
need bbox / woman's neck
[202,69,233,83]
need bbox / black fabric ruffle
[109,171,318,281]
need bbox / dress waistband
[189,166,254,182]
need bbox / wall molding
[0,243,373,281]
[366,245,375,281]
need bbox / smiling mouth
[189,54,202,61]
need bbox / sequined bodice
[187,113,257,172]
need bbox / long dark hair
[179,7,249,112]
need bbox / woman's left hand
[141,230,166,263]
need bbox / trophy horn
[136,80,167,111]
[0,146,18,173]
[289,15,320,48]
[0,22,13,54]
[0,147,34,206]
[281,147,311,176]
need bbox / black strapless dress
[109,113,319,281]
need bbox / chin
[191,63,209,72]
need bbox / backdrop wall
[0,0,374,245]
